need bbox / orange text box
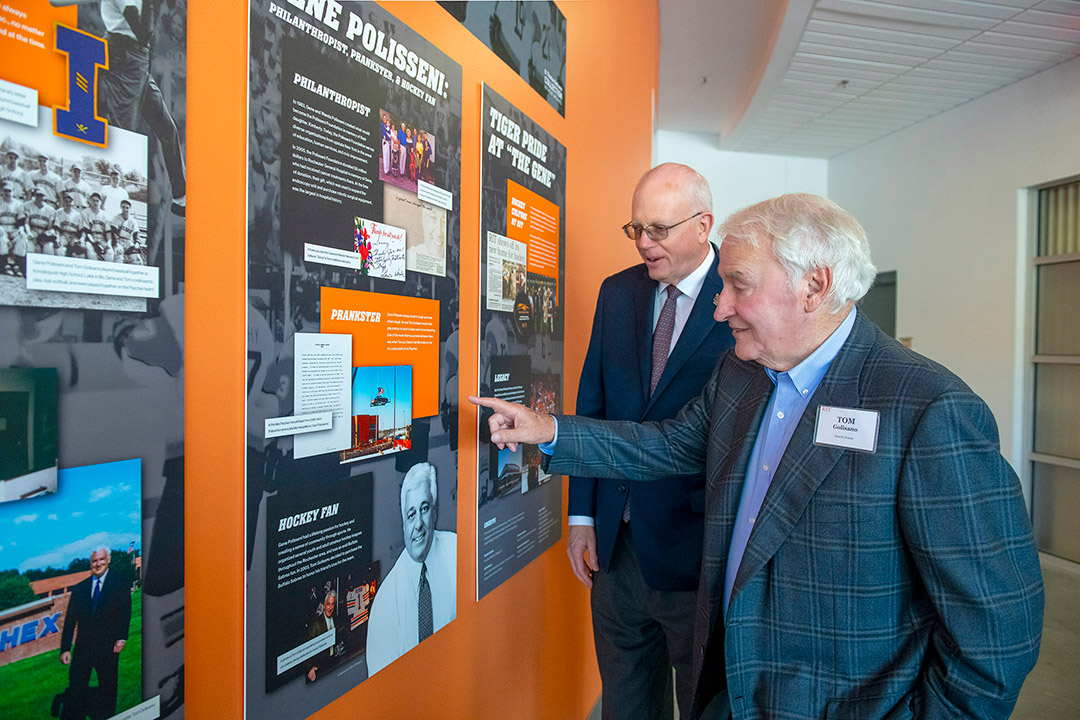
[0,6,76,111]
[507,179,560,280]
[321,287,440,418]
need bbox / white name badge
[813,405,879,453]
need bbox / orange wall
[187,2,658,718]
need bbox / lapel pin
[713,293,720,306]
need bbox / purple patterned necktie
[650,285,681,395]
[625,285,682,524]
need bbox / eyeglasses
[622,211,704,241]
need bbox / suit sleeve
[566,281,609,518]
[60,588,81,653]
[897,390,1043,719]
[550,358,718,482]
[306,618,324,672]
[113,574,132,642]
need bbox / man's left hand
[566,525,599,589]
[113,639,126,654]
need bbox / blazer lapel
[634,270,658,403]
[730,312,875,604]
[701,363,772,617]
[645,251,722,414]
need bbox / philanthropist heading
[269,0,449,100]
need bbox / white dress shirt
[365,530,456,674]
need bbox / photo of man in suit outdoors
[59,546,132,720]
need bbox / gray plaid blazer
[549,311,1043,720]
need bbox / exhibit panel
[0,3,187,719]
[438,1,566,116]
[245,2,462,718]
[476,84,566,600]
[178,0,660,717]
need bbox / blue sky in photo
[351,365,412,430]
[0,458,141,573]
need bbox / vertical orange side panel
[186,2,247,719]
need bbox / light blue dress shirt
[723,308,857,616]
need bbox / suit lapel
[730,312,875,604]
[645,251,722,414]
[701,363,772,620]
[633,269,658,404]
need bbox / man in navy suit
[474,193,1043,720]
[567,163,733,720]
[59,546,132,720]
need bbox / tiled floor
[1012,553,1080,719]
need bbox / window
[1031,180,1080,562]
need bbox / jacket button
[618,484,626,493]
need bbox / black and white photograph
[438,1,566,115]
[1,114,152,310]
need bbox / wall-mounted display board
[438,1,566,116]
[0,3,187,719]
[476,84,565,599]
[245,2,461,717]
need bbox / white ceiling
[658,0,1080,158]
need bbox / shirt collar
[658,244,715,303]
[765,307,857,394]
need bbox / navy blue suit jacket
[60,570,131,656]
[567,249,733,591]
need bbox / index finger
[467,395,511,412]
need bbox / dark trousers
[698,690,733,720]
[63,646,119,720]
[591,523,697,720]
[101,36,186,200]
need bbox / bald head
[634,163,712,215]
[629,163,714,286]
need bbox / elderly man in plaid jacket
[473,193,1043,720]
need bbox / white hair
[400,462,437,512]
[719,194,877,313]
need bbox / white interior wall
[828,55,1080,478]
[658,56,1080,482]
[655,131,828,225]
